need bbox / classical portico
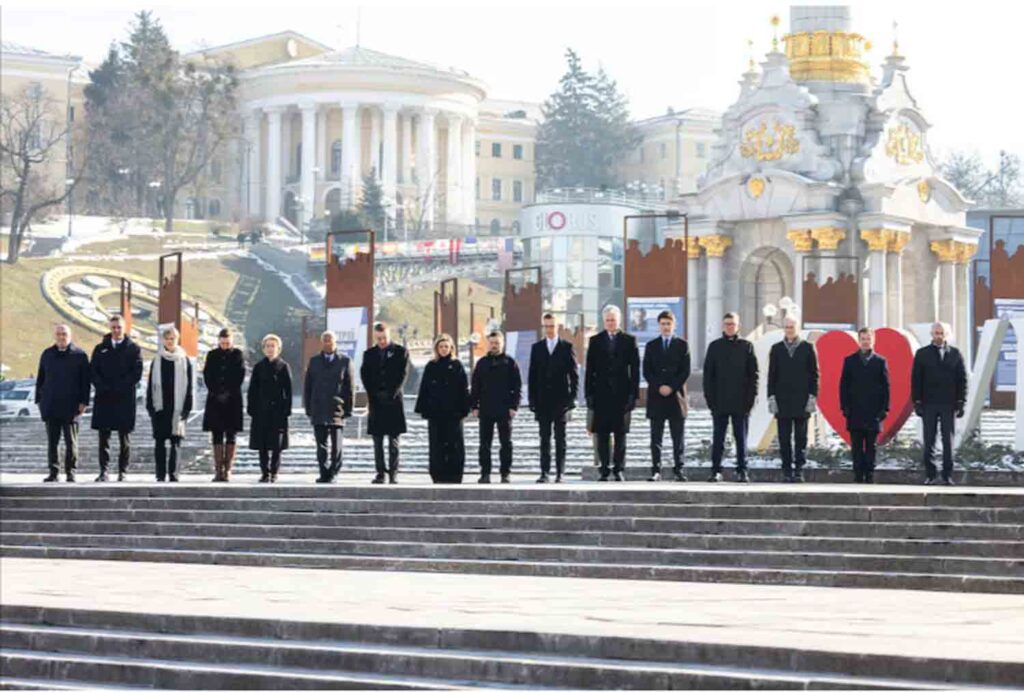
[678,6,980,363]
[237,46,484,230]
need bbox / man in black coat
[703,312,759,482]
[90,314,143,482]
[303,330,354,483]
[767,317,819,482]
[470,331,522,483]
[586,305,640,481]
[912,321,968,485]
[35,324,91,482]
[642,310,690,482]
[528,313,579,483]
[840,327,890,483]
[361,322,411,484]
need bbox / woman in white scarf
[146,326,194,481]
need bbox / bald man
[911,322,967,485]
[36,325,91,482]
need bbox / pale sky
[3,0,1021,166]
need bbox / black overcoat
[839,351,890,432]
[642,336,690,421]
[415,355,470,420]
[911,344,967,409]
[585,331,640,434]
[248,357,292,450]
[767,339,819,419]
[470,353,521,420]
[202,347,245,433]
[303,351,354,427]
[703,335,758,415]
[35,343,91,422]
[90,334,143,432]
[360,343,410,436]
[528,339,579,421]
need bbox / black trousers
[153,437,181,481]
[922,405,955,480]
[650,416,685,473]
[428,418,465,484]
[98,429,131,473]
[45,420,78,476]
[211,430,237,445]
[849,429,877,482]
[596,431,627,476]
[258,448,282,477]
[711,413,747,472]
[314,425,342,480]
[373,434,400,476]
[479,416,513,475]
[777,417,808,472]
[538,415,567,476]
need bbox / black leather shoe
[43,474,58,483]
[555,473,563,483]
[647,472,661,482]
[95,471,108,483]
[612,471,624,482]
[793,469,805,483]
[782,471,795,483]
[924,477,937,486]
[388,473,398,485]
[864,474,874,484]
[66,474,76,483]
[672,469,687,482]
[478,474,491,484]
[315,477,329,484]
[258,475,270,483]
[371,474,386,485]
[942,477,955,486]
[735,470,749,483]
[707,472,723,483]
[500,474,511,484]
[117,471,127,482]
[536,474,550,483]
[597,474,609,482]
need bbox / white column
[887,251,904,329]
[369,107,381,178]
[445,114,463,224]
[315,108,327,181]
[401,113,413,185]
[957,261,971,354]
[381,104,399,208]
[686,240,700,357]
[244,109,262,218]
[461,119,477,225]
[417,109,437,227]
[299,102,317,229]
[938,260,957,337]
[705,254,723,345]
[265,107,283,222]
[869,248,887,328]
[340,102,361,208]
[281,111,292,181]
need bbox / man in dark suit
[586,305,640,481]
[642,310,690,482]
[767,316,819,482]
[90,314,143,482]
[361,322,411,484]
[36,324,91,482]
[470,331,522,483]
[304,330,355,483]
[840,327,890,483]
[528,313,579,483]
[912,321,968,485]
[703,312,758,482]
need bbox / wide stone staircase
[2,604,1020,689]
[2,484,1021,594]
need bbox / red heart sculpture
[814,328,916,445]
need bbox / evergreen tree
[535,49,640,190]
[357,168,388,233]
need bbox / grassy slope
[378,279,502,341]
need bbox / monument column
[401,112,413,185]
[886,231,910,329]
[368,106,381,178]
[340,102,361,208]
[417,109,437,227]
[931,239,959,336]
[299,102,317,229]
[861,229,892,328]
[461,119,477,225]
[955,242,977,350]
[244,109,262,218]
[699,234,732,346]
[264,106,284,222]
[446,114,463,224]
[686,237,702,365]
[381,104,399,210]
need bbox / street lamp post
[65,63,82,238]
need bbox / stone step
[4,519,1022,558]
[6,606,1004,690]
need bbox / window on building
[330,140,342,176]
[490,219,501,234]
[513,144,523,160]
[208,199,222,217]
[659,142,667,159]
[492,178,502,201]
[491,142,502,158]
[513,180,523,203]
[696,142,706,158]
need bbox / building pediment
[184,31,332,71]
[685,170,841,222]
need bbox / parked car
[0,386,38,419]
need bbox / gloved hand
[805,395,817,414]
[956,406,965,419]
[767,396,778,415]
[914,402,924,417]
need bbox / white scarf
[152,345,189,437]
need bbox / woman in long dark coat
[202,327,246,482]
[247,334,292,483]
[415,333,470,483]
[145,326,194,482]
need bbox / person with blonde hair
[415,333,470,483]
[145,326,193,482]
[248,333,292,482]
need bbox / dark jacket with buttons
[415,355,470,420]
[528,338,579,421]
[767,339,819,419]
[470,352,522,420]
[303,350,354,427]
[90,334,143,432]
[360,343,410,436]
[35,343,91,422]
[911,343,967,409]
[202,347,245,433]
[643,336,690,421]
[703,334,758,415]
[247,357,292,450]
[840,351,890,432]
